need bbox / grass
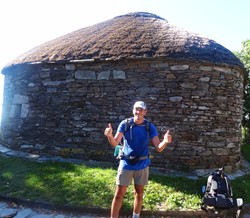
[0,156,116,208]
[0,154,250,212]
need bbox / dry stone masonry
[1,58,245,172]
[0,12,247,172]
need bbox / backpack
[124,117,151,141]
[201,167,243,217]
[114,118,151,162]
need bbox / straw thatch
[3,12,243,68]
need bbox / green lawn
[0,154,249,212]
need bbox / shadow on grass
[0,155,208,211]
[1,155,248,212]
[0,156,115,209]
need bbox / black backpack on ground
[201,167,243,218]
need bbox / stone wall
[0,58,245,172]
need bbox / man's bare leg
[110,185,127,218]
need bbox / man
[104,101,172,218]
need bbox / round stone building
[0,12,247,172]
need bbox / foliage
[242,143,250,162]
[234,39,250,143]
[0,155,250,212]
[238,40,250,71]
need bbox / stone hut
[0,12,247,172]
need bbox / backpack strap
[145,120,150,139]
[124,118,151,141]
[124,118,134,141]
[223,175,232,197]
[215,168,232,197]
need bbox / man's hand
[164,130,172,144]
[104,123,113,137]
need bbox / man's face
[133,107,147,121]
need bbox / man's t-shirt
[117,118,158,170]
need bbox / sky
[0,0,250,120]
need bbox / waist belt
[121,155,149,160]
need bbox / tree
[234,39,250,143]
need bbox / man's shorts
[116,167,149,186]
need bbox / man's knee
[134,190,144,199]
[114,188,126,200]
[114,192,125,200]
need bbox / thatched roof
[3,12,243,70]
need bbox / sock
[132,212,140,218]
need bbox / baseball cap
[133,101,147,110]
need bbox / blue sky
[0,0,250,119]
